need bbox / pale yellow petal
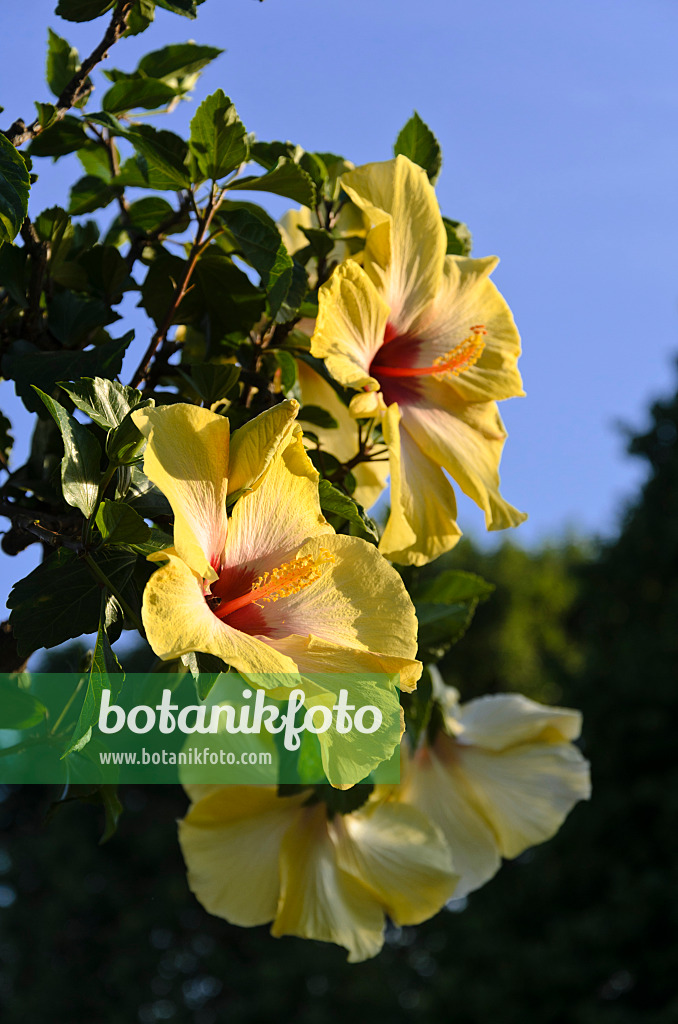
[457,693,583,750]
[341,155,446,332]
[311,260,388,390]
[224,427,333,570]
[132,404,229,582]
[458,740,591,860]
[332,798,458,925]
[400,738,501,898]
[277,206,314,255]
[401,387,527,531]
[142,549,298,677]
[178,786,306,927]
[413,255,524,403]
[380,408,462,566]
[271,635,421,694]
[272,802,385,962]
[227,398,300,496]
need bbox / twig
[2,1,134,147]
[129,184,223,388]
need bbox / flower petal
[132,404,229,582]
[457,693,583,750]
[332,797,458,925]
[224,427,333,570]
[270,635,421,694]
[178,786,306,927]
[142,549,298,677]
[341,156,446,332]
[381,406,462,565]
[312,260,389,389]
[459,740,591,859]
[413,255,524,403]
[401,385,527,531]
[272,802,385,962]
[400,738,502,898]
[228,399,300,496]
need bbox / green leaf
[127,525,173,556]
[394,111,442,183]
[275,260,308,324]
[298,226,334,261]
[68,174,119,215]
[123,465,171,517]
[219,207,294,318]
[63,609,124,758]
[401,666,433,749]
[102,77,178,113]
[34,205,73,264]
[0,243,28,306]
[179,363,240,406]
[0,678,48,730]
[414,572,494,656]
[56,0,115,20]
[125,125,191,189]
[181,650,226,700]
[189,89,248,182]
[299,405,339,429]
[96,499,150,545]
[97,785,124,843]
[125,0,155,34]
[317,479,379,543]
[5,331,133,414]
[32,387,102,516]
[136,40,221,81]
[228,158,316,207]
[34,102,59,130]
[154,0,200,17]
[46,28,79,96]
[8,547,137,658]
[0,135,30,245]
[47,291,120,346]
[59,377,144,429]
[442,216,472,256]
[271,350,296,392]
[28,115,89,158]
[106,403,152,465]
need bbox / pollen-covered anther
[432,333,485,380]
[212,549,335,620]
[252,549,335,604]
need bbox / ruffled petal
[458,740,591,860]
[227,399,300,497]
[341,156,446,333]
[381,407,462,565]
[223,427,333,571]
[412,255,524,403]
[400,385,527,531]
[132,404,229,582]
[178,786,306,927]
[332,797,458,925]
[270,635,421,694]
[400,738,502,898]
[457,693,583,750]
[272,802,385,962]
[142,549,298,677]
[312,260,389,389]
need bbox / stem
[2,2,134,147]
[49,676,86,736]
[129,183,223,388]
[84,554,144,634]
[83,462,118,548]
[0,734,63,760]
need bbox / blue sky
[1,0,678,608]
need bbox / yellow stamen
[432,330,486,381]
[213,549,335,620]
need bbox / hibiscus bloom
[311,154,526,565]
[400,678,591,897]
[131,399,421,784]
[178,782,457,962]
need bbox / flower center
[211,549,335,621]
[373,325,486,381]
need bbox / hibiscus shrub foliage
[0,0,589,967]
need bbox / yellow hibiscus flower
[178,783,457,962]
[130,400,421,782]
[311,154,526,565]
[400,678,591,897]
